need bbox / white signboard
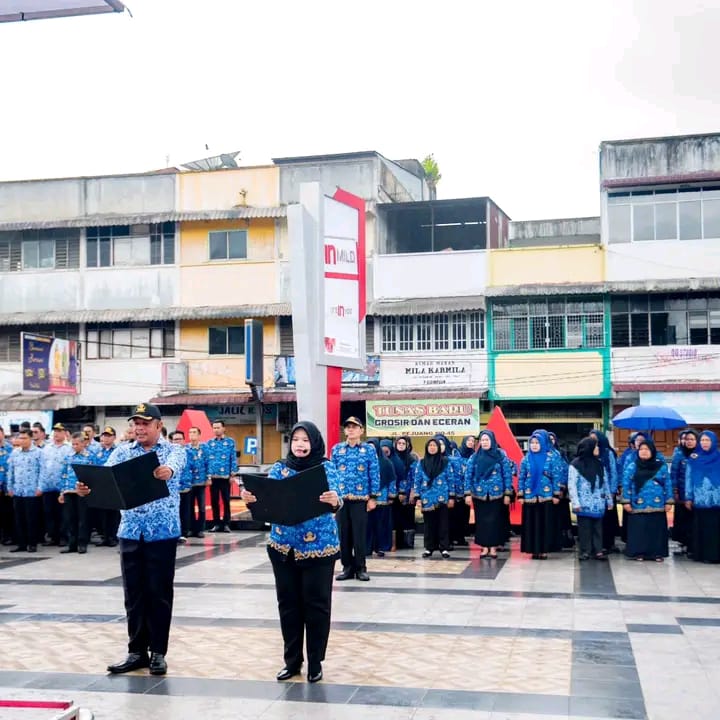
[381,355,488,389]
[640,391,720,425]
[612,346,720,383]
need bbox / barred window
[0,230,80,272]
[381,312,485,353]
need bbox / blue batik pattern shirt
[204,437,238,477]
[412,462,456,511]
[267,460,341,561]
[670,447,691,500]
[620,462,673,512]
[0,442,13,492]
[178,450,193,492]
[464,453,514,501]
[685,453,720,509]
[517,452,564,502]
[330,442,381,501]
[106,439,186,542]
[41,443,72,492]
[95,446,115,466]
[567,466,613,518]
[187,445,209,486]
[7,447,42,497]
[60,450,97,493]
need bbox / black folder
[241,464,331,525]
[71,451,168,510]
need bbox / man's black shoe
[27,545,37,552]
[9,546,26,553]
[41,540,58,547]
[276,666,301,681]
[308,665,323,683]
[60,546,77,554]
[356,570,370,581]
[221,525,231,533]
[208,525,221,532]
[107,653,149,674]
[335,567,354,581]
[78,546,87,554]
[149,653,167,676]
[195,532,205,538]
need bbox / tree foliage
[421,154,442,186]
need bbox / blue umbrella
[612,405,687,431]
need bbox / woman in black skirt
[589,429,620,554]
[671,430,697,555]
[685,430,720,563]
[517,430,563,559]
[464,430,513,558]
[620,439,673,562]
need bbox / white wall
[373,250,487,300]
[0,363,21,395]
[606,239,720,283]
[611,346,720,383]
[79,359,165,406]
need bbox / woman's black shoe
[276,666,301,681]
[308,665,323,683]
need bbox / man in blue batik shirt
[0,426,15,546]
[94,426,120,548]
[77,402,185,677]
[204,420,238,533]
[7,428,43,552]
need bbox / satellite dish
[180,151,241,172]
[220,153,239,168]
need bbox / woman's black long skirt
[473,498,506,548]
[625,512,668,560]
[691,507,720,564]
[602,502,620,551]
[521,501,556,555]
[672,502,693,550]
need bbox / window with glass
[611,292,720,346]
[607,186,720,243]
[491,297,605,351]
[0,229,80,272]
[0,325,79,362]
[208,326,245,355]
[208,230,248,260]
[86,223,175,267]
[381,312,484,353]
[86,323,175,359]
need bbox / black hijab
[632,440,663,493]
[571,437,604,490]
[395,436,415,470]
[421,438,448,485]
[681,429,700,458]
[459,436,475,459]
[367,438,396,490]
[284,421,326,471]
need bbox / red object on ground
[175,409,213,442]
[0,700,72,708]
[486,406,524,525]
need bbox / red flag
[486,406,523,525]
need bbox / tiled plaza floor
[0,533,718,719]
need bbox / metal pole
[255,400,263,466]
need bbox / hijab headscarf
[434,434,451,456]
[527,430,551,495]
[394,436,415,471]
[631,440,663,494]
[687,430,720,489]
[421,438,448,485]
[381,439,406,483]
[473,430,503,480]
[571,437,604,490]
[367,438,395,490]
[284,421,326,472]
[459,435,475,459]
[589,429,617,476]
[681,429,700,458]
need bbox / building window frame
[85,323,175,359]
[208,325,246,355]
[86,223,175,268]
[381,312,485,353]
[208,229,248,261]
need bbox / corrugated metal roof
[152,391,296,406]
[0,394,78,411]
[369,296,486,316]
[0,303,291,326]
[0,207,287,231]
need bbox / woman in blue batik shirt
[464,430,512,558]
[240,421,341,684]
[413,438,455,558]
[365,439,395,558]
[451,435,475,547]
[518,430,562,559]
[621,439,673,562]
[685,430,720,564]
[589,429,619,554]
[671,429,698,556]
[393,436,417,548]
[568,437,613,561]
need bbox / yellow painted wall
[493,351,604,399]
[178,166,279,210]
[179,219,279,306]
[489,245,605,286]
[180,319,277,390]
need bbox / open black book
[241,464,331,526]
[72,451,169,510]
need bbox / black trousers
[101,509,120,543]
[449,500,470,543]
[179,491,192,537]
[577,515,603,556]
[1,491,15,542]
[63,493,89,548]
[337,500,368,572]
[269,550,335,671]
[210,477,231,525]
[190,485,207,534]
[13,496,40,548]
[120,537,177,656]
[42,491,62,543]
[423,504,450,552]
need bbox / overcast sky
[1,0,718,220]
